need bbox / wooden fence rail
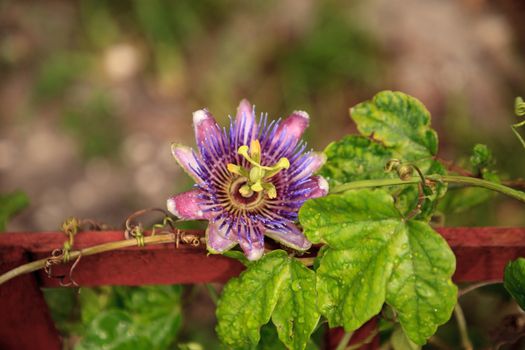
[1,227,525,349]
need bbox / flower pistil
[227,139,290,199]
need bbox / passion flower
[167,100,328,260]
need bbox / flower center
[227,139,289,199]
[228,177,265,209]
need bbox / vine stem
[0,234,177,285]
[454,303,473,350]
[335,331,354,350]
[330,174,525,203]
[458,280,501,297]
[0,233,316,286]
[205,284,219,305]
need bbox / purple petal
[206,222,237,253]
[238,225,265,261]
[193,109,222,147]
[301,176,330,200]
[235,99,258,145]
[171,143,202,183]
[265,223,312,251]
[167,189,209,220]
[274,110,309,148]
[290,152,326,181]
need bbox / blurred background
[1,0,525,348]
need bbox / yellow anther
[239,184,254,198]
[251,181,263,192]
[231,141,288,199]
[238,145,249,157]
[265,157,291,179]
[250,139,261,163]
[263,183,277,199]
[227,163,249,177]
[228,163,240,174]
[276,157,290,169]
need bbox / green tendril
[512,97,525,149]
[60,217,79,263]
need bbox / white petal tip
[166,198,180,217]
[170,143,184,157]
[239,99,252,108]
[192,109,208,125]
[246,249,264,261]
[318,176,329,193]
[293,110,310,120]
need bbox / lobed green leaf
[299,190,457,345]
[320,135,395,186]
[350,91,438,160]
[320,132,446,221]
[272,259,319,350]
[216,250,320,350]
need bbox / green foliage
[504,258,525,311]
[299,190,457,345]
[257,323,287,350]
[77,286,182,350]
[391,325,420,350]
[0,190,29,231]
[76,310,152,350]
[216,250,319,350]
[42,288,80,334]
[439,144,499,215]
[323,91,447,220]
[320,136,395,186]
[45,286,182,350]
[470,144,493,170]
[351,91,438,160]
[437,187,493,215]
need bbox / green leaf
[216,250,320,350]
[470,144,493,170]
[42,288,79,334]
[272,259,319,350]
[216,250,289,349]
[320,135,395,186]
[391,326,420,350]
[320,134,446,220]
[504,258,525,311]
[222,250,252,266]
[76,286,182,350]
[299,190,457,345]
[257,323,287,350]
[256,322,319,350]
[0,190,29,231]
[79,287,112,326]
[350,91,438,160]
[113,286,183,349]
[76,310,152,350]
[439,144,499,215]
[437,187,493,214]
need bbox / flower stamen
[227,140,290,199]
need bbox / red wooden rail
[1,227,525,349]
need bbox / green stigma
[227,139,289,199]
